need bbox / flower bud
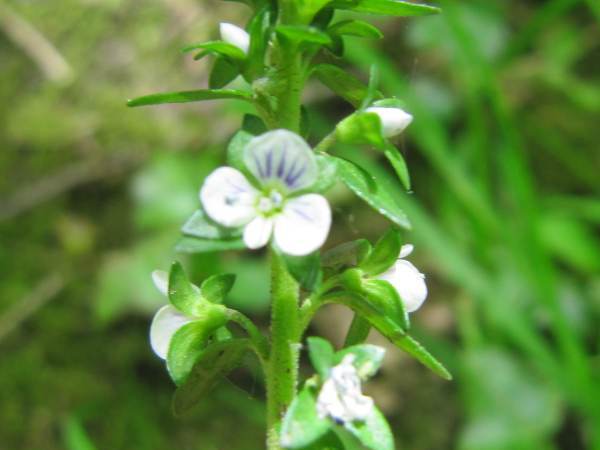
[365,106,413,137]
[219,22,250,54]
[376,244,427,312]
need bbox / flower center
[256,189,284,216]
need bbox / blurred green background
[1,0,599,449]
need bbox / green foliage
[127,89,252,107]
[358,227,402,275]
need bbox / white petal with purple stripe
[244,129,318,192]
[274,194,331,256]
[200,166,259,227]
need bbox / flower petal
[378,260,427,313]
[200,167,258,227]
[244,130,318,191]
[243,216,274,249]
[219,22,250,54]
[149,305,194,359]
[399,244,414,259]
[274,194,331,256]
[152,270,169,296]
[365,106,413,137]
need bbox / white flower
[149,270,194,359]
[316,354,374,424]
[376,244,427,313]
[200,129,332,256]
[219,22,250,54]
[365,106,413,137]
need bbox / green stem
[266,249,300,450]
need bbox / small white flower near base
[316,355,374,424]
[149,270,194,359]
[200,129,332,256]
[377,244,427,313]
[219,22,250,54]
[366,106,413,138]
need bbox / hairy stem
[266,250,300,450]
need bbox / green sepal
[200,273,236,304]
[276,25,332,47]
[227,129,254,172]
[172,338,250,415]
[181,40,246,60]
[384,144,411,191]
[181,209,242,240]
[328,19,383,39]
[307,336,335,379]
[311,7,335,28]
[297,0,334,23]
[322,239,372,268]
[329,155,411,229]
[166,318,228,385]
[282,251,323,292]
[281,386,331,449]
[343,407,395,450]
[361,279,409,331]
[309,155,338,193]
[175,236,246,253]
[168,261,202,315]
[336,112,386,149]
[245,8,271,80]
[242,114,267,135]
[334,344,385,379]
[359,227,401,275]
[209,57,240,89]
[313,64,379,108]
[330,0,440,17]
[360,65,381,110]
[127,89,252,107]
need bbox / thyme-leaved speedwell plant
[128,0,450,447]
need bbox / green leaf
[181,209,242,240]
[330,155,411,229]
[335,344,385,379]
[345,407,394,450]
[127,89,252,107]
[182,40,246,60]
[391,334,452,380]
[281,387,331,449]
[167,321,217,385]
[310,155,339,193]
[172,338,250,415]
[331,0,440,17]
[200,273,236,303]
[328,20,383,39]
[313,64,377,108]
[359,227,402,275]
[175,236,246,253]
[283,251,323,292]
[336,112,386,149]
[307,336,335,378]
[384,144,411,190]
[168,261,202,315]
[209,57,240,89]
[322,239,372,268]
[242,114,267,135]
[361,279,409,331]
[276,25,333,46]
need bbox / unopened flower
[219,22,250,54]
[316,354,374,424]
[200,129,331,256]
[149,270,195,359]
[376,244,427,312]
[365,106,413,137]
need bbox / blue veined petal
[244,129,318,191]
[274,194,331,256]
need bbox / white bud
[365,106,413,137]
[219,22,250,54]
[376,244,427,312]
